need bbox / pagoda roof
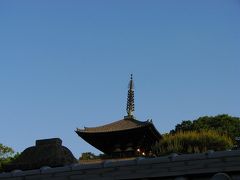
[77,117,153,133]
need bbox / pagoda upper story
[76,75,161,157]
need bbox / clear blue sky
[0,1,239,158]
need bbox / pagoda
[75,75,161,157]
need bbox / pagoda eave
[76,123,161,156]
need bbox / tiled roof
[77,118,151,133]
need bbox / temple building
[76,75,161,157]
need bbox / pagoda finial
[126,74,135,118]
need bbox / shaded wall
[1,150,240,180]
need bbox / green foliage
[79,152,97,160]
[152,130,234,156]
[0,144,14,159]
[171,114,240,139]
[0,144,15,172]
[79,152,109,161]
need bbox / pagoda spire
[126,74,135,118]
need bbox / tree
[173,120,193,132]
[152,130,233,156]
[170,114,240,140]
[0,144,14,159]
[79,152,97,160]
[0,144,15,172]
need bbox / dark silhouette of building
[76,75,161,157]
[3,138,77,172]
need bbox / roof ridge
[77,118,150,133]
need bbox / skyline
[0,1,240,157]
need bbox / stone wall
[1,150,240,180]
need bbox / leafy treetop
[0,143,15,172]
[170,114,240,140]
[0,144,14,160]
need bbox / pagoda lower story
[76,117,161,158]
